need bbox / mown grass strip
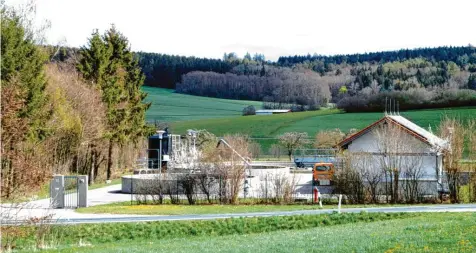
[46,212,475,253]
[76,201,434,215]
[7,212,416,251]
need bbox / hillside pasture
[144,87,263,122]
[143,88,475,151]
[171,106,476,137]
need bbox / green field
[143,87,475,149]
[144,87,263,122]
[76,202,428,215]
[171,107,476,138]
[24,212,475,253]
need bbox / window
[315,165,329,171]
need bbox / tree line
[277,46,476,66]
[136,46,476,112]
[1,3,151,199]
[45,35,476,112]
[176,65,331,110]
[136,52,235,89]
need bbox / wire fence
[126,170,476,205]
[128,174,329,205]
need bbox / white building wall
[255,112,272,115]
[346,129,440,183]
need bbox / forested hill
[139,46,476,112]
[136,46,476,89]
[48,45,476,112]
[136,52,236,89]
[277,46,476,67]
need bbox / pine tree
[1,8,50,140]
[468,74,476,90]
[244,52,252,61]
[1,6,50,198]
[78,25,152,180]
[77,30,112,87]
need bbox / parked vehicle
[293,148,337,168]
[313,162,335,186]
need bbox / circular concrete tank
[122,165,290,194]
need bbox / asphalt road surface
[3,204,475,225]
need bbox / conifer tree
[468,74,476,90]
[78,25,151,180]
[77,30,112,87]
[1,6,50,198]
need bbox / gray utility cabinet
[50,175,88,208]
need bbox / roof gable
[338,115,448,150]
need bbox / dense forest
[277,46,476,67]
[278,45,476,66]
[176,66,331,110]
[140,46,476,112]
[45,40,476,112]
[136,53,236,89]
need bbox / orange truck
[312,162,335,186]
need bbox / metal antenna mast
[390,99,393,115]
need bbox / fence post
[50,175,64,208]
[338,194,342,214]
[77,175,88,207]
[265,174,268,202]
[219,176,222,203]
[176,179,179,204]
[131,174,133,205]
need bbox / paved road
[2,184,475,225]
[1,184,133,224]
[3,203,476,225]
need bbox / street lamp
[187,130,198,154]
[156,130,165,174]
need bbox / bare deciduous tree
[314,129,345,148]
[196,163,218,204]
[249,142,262,159]
[401,156,425,203]
[269,144,284,159]
[333,153,365,204]
[357,154,383,203]
[440,117,466,203]
[268,171,299,204]
[467,120,476,202]
[374,121,427,204]
[176,67,331,110]
[213,134,251,204]
[279,132,309,161]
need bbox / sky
[6,0,476,61]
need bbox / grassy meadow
[17,212,475,253]
[144,87,475,151]
[170,106,476,137]
[76,201,430,215]
[143,87,263,122]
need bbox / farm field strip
[30,212,476,253]
[171,106,476,137]
[143,87,263,122]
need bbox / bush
[242,105,256,116]
[337,89,476,112]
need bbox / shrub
[337,89,476,112]
[242,105,256,116]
